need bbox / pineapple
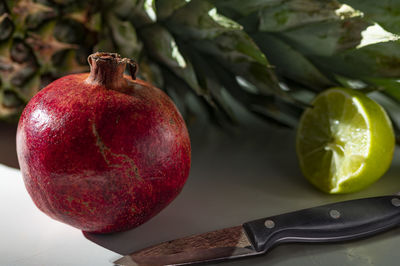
[0,0,400,138]
[0,0,94,121]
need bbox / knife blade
[114,195,400,266]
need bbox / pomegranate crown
[87,52,139,80]
[86,52,139,90]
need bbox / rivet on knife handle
[242,196,400,253]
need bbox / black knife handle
[243,196,400,253]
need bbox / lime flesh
[296,88,395,194]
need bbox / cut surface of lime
[296,88,395,194]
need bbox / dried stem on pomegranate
[86,52,139,90]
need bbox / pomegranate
[16,52,191,233]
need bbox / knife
[114,195,400,266]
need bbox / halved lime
[296,87,395,194]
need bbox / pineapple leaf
[139,23,205,96]
[160,64,220,127]
[164,0,241,39]
[341,0,400,35]
[164,0,283,97]
[257,0,341,32]
[182,45,237,122]
[251,32,334,90]
[137,56,164,88]
[314,40,400,79]
[367,78,400,102]
[155,0,187,21]
[185,41,302,128]
[210,0,286,18]
[106,14,142,58]
[275,17,370,57]
[157,0,305,125]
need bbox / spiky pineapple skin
[0,0,104,121]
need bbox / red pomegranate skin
[16,53,191,233]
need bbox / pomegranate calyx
[86,52,138,90]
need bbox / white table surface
[0,164,119,266]
[1,119,400,266]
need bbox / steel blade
[114,225,261,266]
